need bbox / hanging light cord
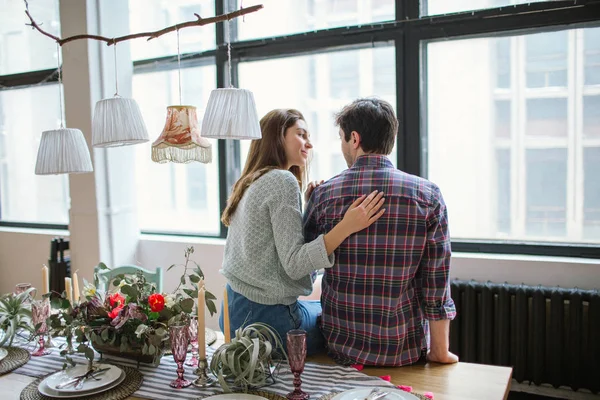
[56,42,64,129]
[226,19,233,88]
[177,28,182,105]
[113,40,119,96]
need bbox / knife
[54,367,111,389]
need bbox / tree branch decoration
[24,3,263,47]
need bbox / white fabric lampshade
[152,105,212,164]
[35,128,93,175]
[201,88,261,140]
[92,97,149,147]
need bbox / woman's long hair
[221,109,308,226]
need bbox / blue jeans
[219,284,325,356]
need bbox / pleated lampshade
[201,88,261,140]
[151,105,212,164]
[92,97,149,147]
[35,128,93,175]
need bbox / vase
[91,335,164,366]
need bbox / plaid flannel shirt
[303,155,456,366]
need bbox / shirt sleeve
[419,184,456,321]
[269,171,334,281]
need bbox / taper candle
[41,264,50,295]
[197,279,206,359]
[223,286,231,343]
[72,270,80,303]
[64,277,73,303]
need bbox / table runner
[13,339,395,400]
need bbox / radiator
[449,280,600,394]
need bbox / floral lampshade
[201,88,261,140]
[92,97,149,147]
[151,105,212,164]
[35,128,93,175]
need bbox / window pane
[129,0,215,61]
[526,98,567,137]
[0,85,69,224]
[525,148,567,237]
[496,37,511,89]
[239,47,397,182]
[424,0,546,16]
[0,0,60,75]
[132,65,220,235]
[237,0,394,41]
[584,147,600,239]
[426,30,599,244]
[584,28,600,86]
[583,95,600,138]
[525,31,568,88]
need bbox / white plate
[38,369,126,399]
[44,364,122,393]
[0,348,8,363]
[204,394,269,400]
[331,387,420,400]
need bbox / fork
[365,387,389,400]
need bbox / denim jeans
[219,284,325,355]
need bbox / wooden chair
[94,264,164,293]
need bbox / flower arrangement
[47,246,216,367]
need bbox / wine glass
[31,299,51,356]
[14,283,36,303]
[286,329,309,400]
[186,316,199,367]
[169,324,192,388]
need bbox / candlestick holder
[192,358,216,388]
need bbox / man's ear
[351,131,361,150]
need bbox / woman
[219,108,385,355]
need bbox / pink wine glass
[169,324,192,388]
[286,329,309,400]
[31,299,51,356]
[185,316,199,367]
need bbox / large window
[426,28,600,245]
[238,47,397,183]
[0,0,68,226]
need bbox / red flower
[148,293,165,312]
[107,305,124,319]
[108,293,125,308]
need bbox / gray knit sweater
[221,169,334,305]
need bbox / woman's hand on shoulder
[304,180,325,203]
[341,190,386,235]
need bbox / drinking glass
[286,329,309,400]
[169,324,192,388]
[185,316,199,367]
[31,299,51,356]
[14,283,36,302]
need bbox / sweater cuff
[307,234,335,269]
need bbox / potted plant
[0,288,34,346]
[210,323,286,392]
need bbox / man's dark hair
[334,98,398,155]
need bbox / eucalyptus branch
[24,4,263,47]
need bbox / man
[304,98,458,366]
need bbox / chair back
[94,264,164,293]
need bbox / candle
[65,277,73,303]
[72,270,80,303]
[223,286,231,343]
[197,279,206,359]
[41,265,50,295]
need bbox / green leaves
[179,298,194,313]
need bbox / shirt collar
[351,154,394,169]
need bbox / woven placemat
[0,347,31,376]
[318,390,430,400]
[20,365,143,400]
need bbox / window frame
[3,0,599,257]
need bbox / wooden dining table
[0,352,512,400]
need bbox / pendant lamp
[151,105,212,163]
[92,44,149,147]
[151,29,212,164]
[200,20,261,140]
[35,43,93,175]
